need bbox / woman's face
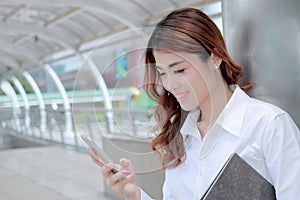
[154,51,218,111]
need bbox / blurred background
[0,0,299,199]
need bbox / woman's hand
[88,148,141,200]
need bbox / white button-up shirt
[141,85,300,200]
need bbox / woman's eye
[174,69,185,74]
[158,71,165,76]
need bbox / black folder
[200,153,276,200]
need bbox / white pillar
[44,64,72,132]
[22,71,46,133]
[0,80,20,128]
[84,56,114,134]
[11,76,31,129]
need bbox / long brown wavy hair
[144,8,252,169]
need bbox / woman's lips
[173,92,188,103]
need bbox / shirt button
[199,166,205,176]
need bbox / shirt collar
[180,108,201,141]
[215,84,250,137]
[180,85,250,139]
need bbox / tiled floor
[0,146,119,200]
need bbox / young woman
[89,8,300,200]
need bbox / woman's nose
[163,75,180,92]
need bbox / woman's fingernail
[120,158,129,166]
[129,173,136,179]
[108,163,114,167]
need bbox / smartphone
[80,135,119,173]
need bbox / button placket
[196,160,206,197]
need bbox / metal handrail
[0,106,154,149]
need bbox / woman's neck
[198,83,233,138]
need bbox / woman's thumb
[120,158,134,172]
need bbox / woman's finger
[88,148,105,167]
[101,163,116,177]
[110,173,137,194]
[106,170,130,187]
[120,158,134,172]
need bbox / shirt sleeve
[162,177,174,200]
[263,112,300,200]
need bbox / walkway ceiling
[0,0,221,78]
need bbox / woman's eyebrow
[169,60,185,68]
[156,60,185,69]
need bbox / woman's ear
[210,53,222,69]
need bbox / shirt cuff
[139,188,154,200]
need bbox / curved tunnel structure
[0,1,222,199]
[0,0,223,147]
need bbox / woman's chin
[179,104,198,112]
